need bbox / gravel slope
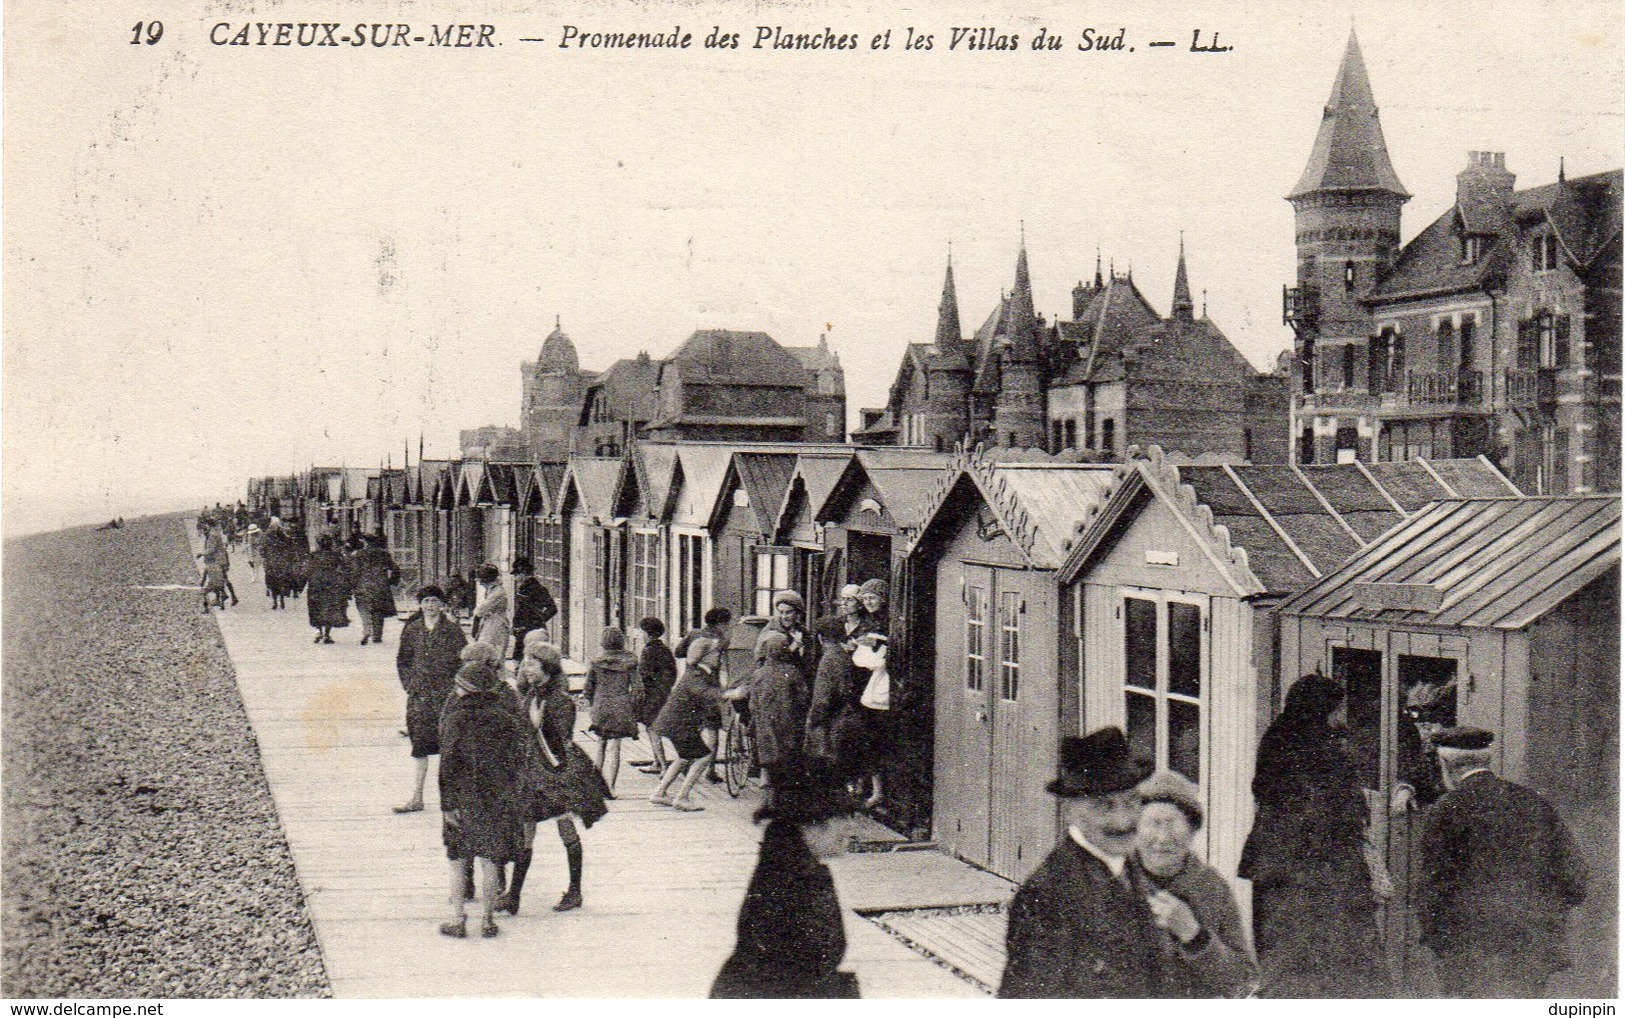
[2,515,330,997]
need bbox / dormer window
[1533,233,1560,272]
[1460,235,1484,265]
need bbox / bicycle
[721,698,755,798]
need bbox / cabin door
[942,564,1031,875]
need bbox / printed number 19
[130,20,163,44]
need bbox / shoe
[672,800,704,812]
[553,890,582,912]
[706,772,723,784]
[649,794,674,807]
[439,918,467,939]
[604,790,617,801]
[360,635,370,646]
[494,893,515,916]
[392,802,423,814]
[231,599,240,606]
[480,917,499,938]
[313,634,323,644]
[633,763,662,774]
[322,636,335,644]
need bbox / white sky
[4,0,1621,535]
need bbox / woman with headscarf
[502,633,610,915]
[350,533,401,646]
[305,534,353,644]
[437,642,530,939]
[584,626,640,797]
[755,590,820,684]
[1239,673,1390,997]
[711,762,860,998]
[855,578,889,638]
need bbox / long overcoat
[261,529,303,597]
[748,650,807,769]
[584,649,641,739]
[1419,770,1588,992]
[997,836,1164,998]
[636,638,678,729]
[304,549,353,628]
[350,547,400,617]
[438,678,529,863]
[710,820,858,998]
[396,613,468,757]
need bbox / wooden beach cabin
[1278,495,1620,993]
[559,456,623,662]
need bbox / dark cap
[1434,725,1494,751]
[416,585,446,603]
[1047,726,1152,798]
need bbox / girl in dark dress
[304,535,353,644]
[438,643,530,939]
[501,633,610,915]
[584,626,641,797]
[1239,673,1391,997]
[711,763,860,998]
[634,617,678,776]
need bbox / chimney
[1456,151,1516,228]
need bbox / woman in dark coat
[394,585,468,814]
[502,633,611,916]
[350,533,400,646]
[584,626,641,797]
[1239,673,1390,997]
[509,557,557,663]
[634,617,678,776]
[304,534,353,644]
[261,519,302,610]
[711,763,860,999]
[438,643,530,939]
[748,631,808,770]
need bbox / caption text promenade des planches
[52,32,1625,1000]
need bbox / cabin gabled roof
[771,452,855,540]
[719,452,799,534]
[1281,496,1621,629]
[559,456,622,522]
[910,447,1117,570]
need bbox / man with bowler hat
[998,726,1165,998]
[1420,725,1589,997]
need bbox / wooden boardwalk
[196,525,1010,997]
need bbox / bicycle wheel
[724,709,750,798]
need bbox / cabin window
[675,533,705,636]
[629,531,661,630]
[753,547,792,617]
[965,584,987,693]
[1123,595,1203,783]
[998,591,1021,701]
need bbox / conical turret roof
[934,255,963,352]
[1288,31,1409,200]
[1171,236,1194,320]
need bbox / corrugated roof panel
[1179,467,1257,515]
[1363,461,1452,510]
[1213,513,1316,591]
[1281,497,1621,629]
[1426,457,1520,497]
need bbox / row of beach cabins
[250,440,1619,988]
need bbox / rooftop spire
[1171,234,1194,321]
[1005,236,1038,360]
[934,251,962,351]
[1288,29,1409,200]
